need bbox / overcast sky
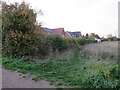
[5,0,119,37]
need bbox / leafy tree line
[84,33,120,41]
[2,1,94,60]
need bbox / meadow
[2,41,120,88]
[80,41,119,61]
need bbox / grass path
[2,47,119,88]
[1,56,71,88]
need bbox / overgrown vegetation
[2,29,93,60]
[2,1,120,89]
[2,49,120,88]
[2,2,38,33]
[80,41,118,61]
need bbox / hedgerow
[3,31,94,60]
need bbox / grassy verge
[2,49,120,88]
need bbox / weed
[32,77,39,81]
[22,76,26,78]
[50,82,54,85]
[57,82,63,86]
[56,86,63,88]
[2,49,119,88]
[64,84,68,86]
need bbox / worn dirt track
[2,68,56,88]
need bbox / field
[2,41,120,88]
[80,41,119,61]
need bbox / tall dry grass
[80,41,119,61]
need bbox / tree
[89,33,96,40]
[95,34,100,39]
[2,1,42,59]
[85,33,88,39]
[107,34,112,38]
[2,1,41,33]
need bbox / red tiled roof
[51,28,65,35]
[65,32,72,38]
[36,27,74,38]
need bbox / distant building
[36,27,71,38]
[51,28,65,37]
[94,34,101,42]
[95,38,101,42]
[67,31,82,38]
[35,27,82,38]
[65,32,72,38]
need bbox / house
[51,28,66,37]
[95,37,101,42]
[94,35,101,42]
[41,28,53,34]
[65,32,72,38]
[67,31,82,38]
[36,27,82,38]
[38,27,71,38]
[35,27,54,35]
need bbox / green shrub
[2,2,39,33]
[118,38,120,41]
[82,61,119,88]
[74,37,94,46]
[83,73,119,88]
[35,35,52,59]
[76,37,87,46]
[2,31,52,59]
[46,35,69,51]
[3,31,37,59]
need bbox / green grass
[0,57,2,66]
[22,76,26,78]
[2,49,120,88]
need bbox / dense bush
[82,61,120,88]
[76,37,88,46]
[2,1,48,59]
[118,38,120,41]
[2,31,52,59]
[3,31,37,59]
[35,35,52,59]
[108,37,118,41]
[2,2,38,33]
[101,37,119,41]
[46,35,70,51]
